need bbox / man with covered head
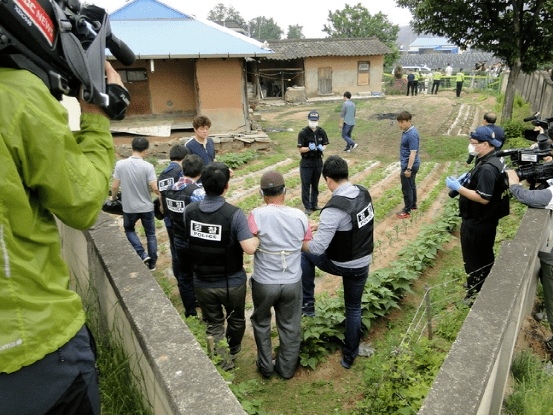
[446,126,510,304]
[298,110,329,215]
[248,171,312,379]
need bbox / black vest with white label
[164,184,200,236]
[185,202,243,280]
[157,164,182,218]
[323,185,374,262]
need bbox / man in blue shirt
[339,91,358,152]
[396,111,420,219]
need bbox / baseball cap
[470,126,502,148]
[308,111,319,121]
[260,171,285,190]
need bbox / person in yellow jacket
[456,68,465,97]
[432,69,443,94]
[412,71,420,96]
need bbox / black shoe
[351,143,359,151]
[302,302,315,316]
[256,360,274,379]
[343,146,351,152]
[313,206,322,211]
[305,209,313,215]
[341,355,354,369]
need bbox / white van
[392,65,432,76]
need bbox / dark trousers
[0,325,100,415]
[431,80,440,94]
[173,234,197,317]
[456,81,463,97]
[406,81,415,96]
[461,218,497,297]
[123,211,157,266]
[400,165,419,212]
[413,80,419,94]
[300,165,322,211]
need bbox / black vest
[323,185,374,262]
[460,151,509,222]
[157,164,182,218]
[185,202,244,281]
[164,183,200,236]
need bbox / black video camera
[496,113,553,182]
[0,0,135,120]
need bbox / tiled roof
[266,37,393,60]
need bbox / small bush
[501,119,526,143]
[384,78,407,96]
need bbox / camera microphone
[524,113,540,122]
[107,34,136,66]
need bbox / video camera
[496,112,553,182]
[0,0,135,120]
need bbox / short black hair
[343,91,352,99]
[263,185,285,197]
[396,111,412,122]
[322,155,348,182]
[484,112,497,124]
[169,145,189,161]
[182,154,204,178]
[200,162,230,196]
[132,137,149,152]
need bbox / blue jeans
[123,211,157,266]
[400,165,419,212]
[300,165,322,210]
[301,252,369,362]
[341,123,355,148]
[173,234,197,317]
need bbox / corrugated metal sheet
[107,0,273,58]
[266,37,393,61]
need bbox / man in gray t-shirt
[111,137,160,270]
[248,171,312,379]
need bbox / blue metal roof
[110,0,191,19]
[107,0,273,58]
[410,37,453,48]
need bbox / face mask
[309,120,318,129]
[468,143,479,156]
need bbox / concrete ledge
[419,208,550,415]
[60,212,245,415]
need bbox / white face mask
[468,143,479,156]
[309,120,318,129]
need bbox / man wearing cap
[301,155,374,369]
[247,171,312,379]
[339,91,358,152]
[298,111,329,215]
[446,126,509,303]
[466,113,506,165]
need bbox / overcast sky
[89,0,413,38]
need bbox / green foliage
[355,339,446,414]
[286,24,305,39]
[248,16,283,41]
[384,77,408,96]
[501,119,526,142]
[323,3,400,66]
[504,350,553,415]
[230,380,272,415]
[217,149,258,169]
[206,3,247,29]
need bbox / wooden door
[318,67,332,95]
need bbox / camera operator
[0,1,132,414]
[507,169,553,347]
[446,127,510,304]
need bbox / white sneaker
[352,143,359,151]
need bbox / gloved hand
[446,176,461,192]
[317,144,324,151]
[309,142,316,151]
[458,172,468,184]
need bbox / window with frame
[117,69,148,83]
[357,61,370,85]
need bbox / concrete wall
[303,55,384,98]
[196,59,248,133]
[58,213,246,415]
[419,208,552,414]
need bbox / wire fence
[400,262,494,346]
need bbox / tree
[287,24,305,39]
[207,3,247,30]
[323,3,400,66]
[396,0,553,121]
[248,17,283,41]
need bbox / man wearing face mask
[298,111,329,215]
[446,126,510,304]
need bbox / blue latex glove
[458,172,469,184]
[317,144,324,151]
[446,176,461,191]
[309,142,316,151]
